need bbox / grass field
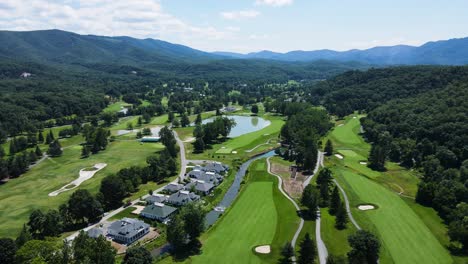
[326,115,453,264]
[187,159,299,264]
[0,137,164,238]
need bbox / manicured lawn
[103,101,131,113]
[189,159,299,264]
[320,208,355,261]
[109,206,138,221]
[326,115,452,264]
[0,139,164,238]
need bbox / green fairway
[189,159,299,264]
[0,139,164,238]
[103,101,132,113]
[327,115,452,264]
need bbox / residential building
[140,203,177,222]
[164,183,184,193]
[167,190,200,206]
[145,194,169,204]
[107,218,150,244]
[185,180,214,195]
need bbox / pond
[205,150,276,227]
[202,115,271,138]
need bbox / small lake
[202,115,271,137]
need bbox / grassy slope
[0,127,165,238]
[188,159,299,264]
[327,115,452,264]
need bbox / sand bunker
[335,154,344,159]
[337,124,344,127]
[231,151,238,154]
[255,245,271,254]
[49,163,107,196]
[358,205,375,211]
[359,161,367,165]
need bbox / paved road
[315,210,328,264]
[333,179,361,230]
[302,151,325,188]
[67,129,187,242]
[267,157,304,250]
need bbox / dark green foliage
[27,209,63,239]
[192,117,236,152]
[35,145,42,157]
[324,139,333,156]
[195,113,202,125]
[251,104,259,115]
[15,239,59,264]
[167,214,186,255]
[181,113,190,127]
[47,140,62,157]
[316,168,333,207]
[329,186,341,215]
[67,189,103,224]
[73,231,116,264]
[81,145,90,158]
[335,201,348,230]
[298,233,316,264]
[347,230,380,264]
[123,246,153,264]
[15,224,32,248]
[99,175,128,210]
[280,106,331,170]
[193,137,205,153]
[447,202,468,252]
[301,185,319,219]
[278,242,294,264]
[159,126,178,158]
[0,237,17,264]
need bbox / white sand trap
[358,205,375,211]
[335,154,344,159]
[232,151,238,154]
[337,124,344,127]
[360,161,367,165]
[353,116,357,119]
[49,163,107,196]
[255,245,271,254]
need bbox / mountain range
[214,37,468,65]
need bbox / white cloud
[255,0,293,7]
[0,0,231,49]
[221,10,260,20]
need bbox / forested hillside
[307,66,468,253]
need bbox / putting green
[328,115,452,264]
[215,148,233,154]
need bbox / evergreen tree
[49,130,55,141]
[168,111,175,123]
[167,214,186,255]
[137,116,143,126]
[324,139,333,156]
[9,138,17,155]
[81,145,90,158]
[195,113,202,125]
[329,186,341,215]
[35,145,42,157]
[45,131,53,144]
[0,238,17,264]
[181,113,190,127]
[279,242,294,264]
[28,150,37,163]
[193,137,205,153]
[335,201,348,230]
[0,145,5,158]
[347,230,380,264]
[48,140,63,157]
[37,132,44,144]
[15,224,32,248]
[143,113,152,123]
[301,185,319,219]
[298,233,316,264]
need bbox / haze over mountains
[0,30,468,67]
[215,37,468,65]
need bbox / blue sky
[0,0,467,53]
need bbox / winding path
[66,129,187,242]
[333,179,361,230]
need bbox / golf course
[325,115,453,263]
[189,159,300,264]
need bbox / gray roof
[164,183,184,193]
[202,162,229,173]
[195,171,223,185]
[108,218,150,239]
[141,203,177,219]
[145,194,169,204]
[168,190,200,205]
[185,180,214,193]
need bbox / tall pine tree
[298,233,316,264]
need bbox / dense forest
[306,66,468,253]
